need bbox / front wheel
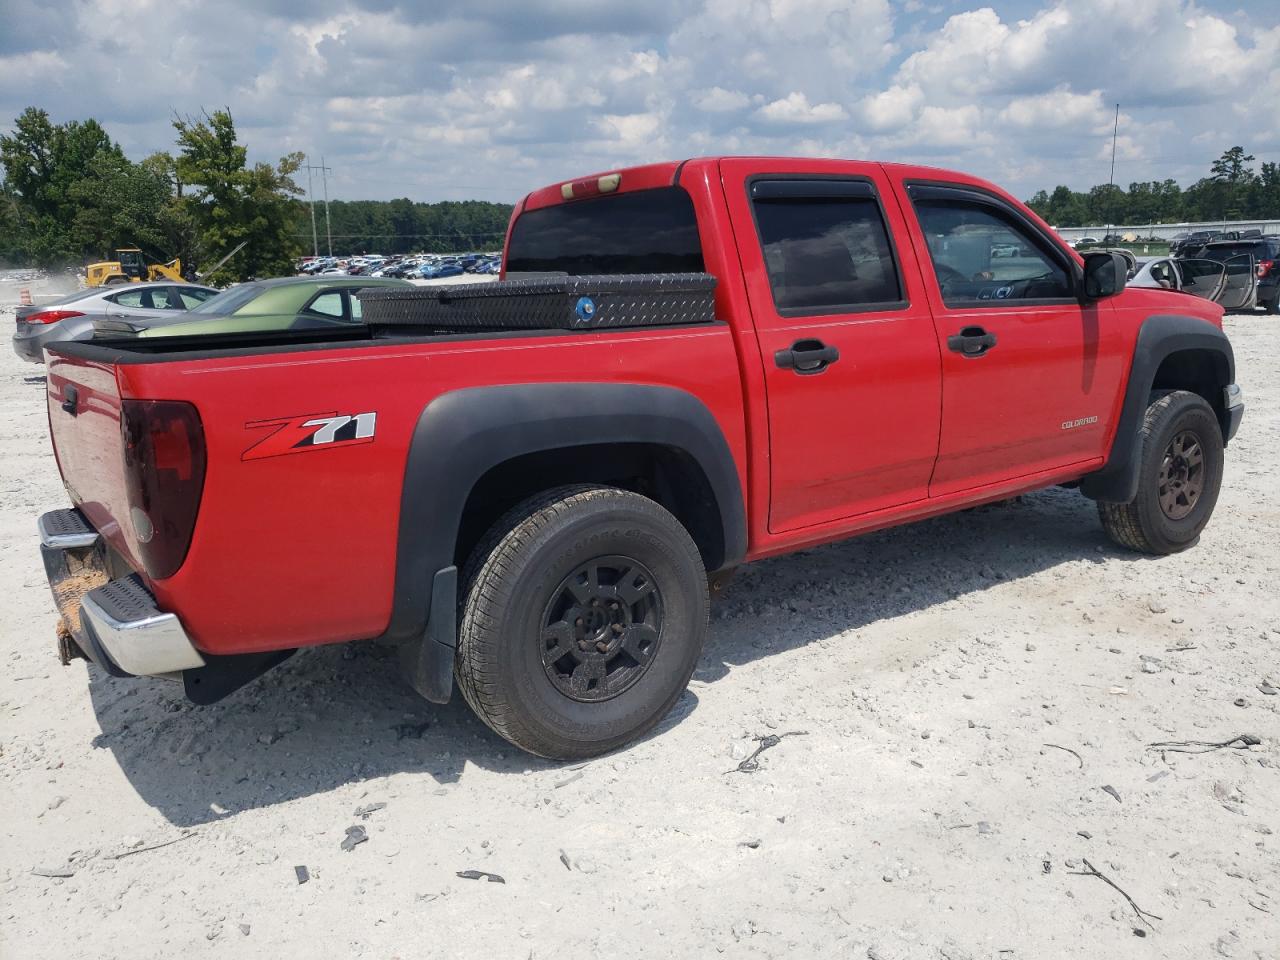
[1097,390,1224,554]
[456,485,708,759]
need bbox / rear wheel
[456,485,708,759]
[1097,390,1224,554]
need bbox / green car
[94,276,413,339]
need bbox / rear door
[103,287,176,322]
[1174,259,1228,300]
[1215,253,1258,311]
[897,181,1127,497]
[719,158,942,532]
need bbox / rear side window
[110,289,148,308]
[305,291,346,318]
[751,182,902,312]
[505,187,704,275]
[178,288,216,309]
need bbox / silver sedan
[12,281,219,362]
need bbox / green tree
[67,151,172,260]
[0,107,124,263]
[1210,146,1255,185]
[172,109,303,282]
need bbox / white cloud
[692,87,751,113]
[756,92,848,125]
[0,0,1275,205]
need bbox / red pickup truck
[37,157,1244,759]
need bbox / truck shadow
[87,486,1138,826]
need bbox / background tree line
[0,108,304,282]
[0,107,512,280]
[1026,146,1280,228]
[316,199,512,255]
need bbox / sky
[1,0,1277,204]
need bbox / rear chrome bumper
[38,508,205,677]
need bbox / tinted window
[110,289,148,308]
[151,287,185,310]
[753,194,901,311]
[178,288,216,309]
[506,187,704,275]
[914,199,1072,304]
[305,291,345,318]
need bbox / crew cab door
[719,159,942,532]
[898,182,1126,497]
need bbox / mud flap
[399,566,457,704]
[183,649,296,705]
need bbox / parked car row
[1128,235,1279,313]
[296,252,501,279]
[1169,228,1268,258]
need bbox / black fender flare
[381,383,747,700]
[1080,313,1235,503]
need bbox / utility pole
[1107,103,1120,238]
[303,157,334,257]
[302,160,320,257]
[321,155,333,257]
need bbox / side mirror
[1081,251,1129,299]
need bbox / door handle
[775,339,840,375]
[947,326,998,358]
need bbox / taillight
[120,400,206,580]
[1258,260,1274,278]
[24,309,85,325]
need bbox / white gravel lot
[2,273,1277,959]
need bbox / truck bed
[44,319,748,657]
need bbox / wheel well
[455,443,726,573]
[1151,348,1230,438]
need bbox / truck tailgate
[45,353,144,576]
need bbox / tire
[1097,390,1224,555]
[456,484,708,759]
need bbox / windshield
[187,282,266,315]
[505,186,704,276]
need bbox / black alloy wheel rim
[539,556,664,702]
[1158,429,1205,520]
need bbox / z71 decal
[242,411,377,461]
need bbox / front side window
[506,187,704,276]
[913,199,1073,304]
[752,188,902,313]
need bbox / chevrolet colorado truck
[36,157,1244,759]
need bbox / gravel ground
[2,274,1277,959]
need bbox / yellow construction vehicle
[85,248,187,287]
